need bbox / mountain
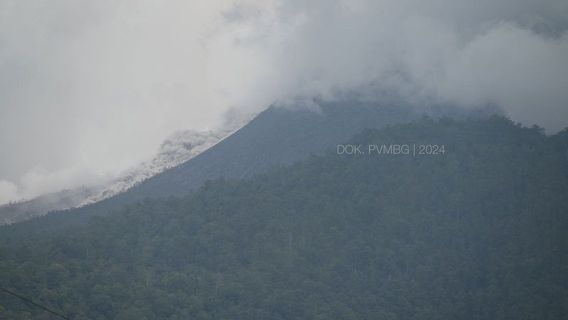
[1,117,566,319]
[0,100,502,238]
[0,100,424,238]
[0,117,250,225]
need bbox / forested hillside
[1,116,567,319]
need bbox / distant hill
[1,116,566,319]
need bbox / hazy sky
[1,0,567,204]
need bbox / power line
[0,286,71,320]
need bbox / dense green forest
[1,116,567,319]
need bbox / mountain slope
[76,121,250,207]
[1,117,566,319]
[0,118,249,225]
[126,101,417,199]
[0,101,420,236]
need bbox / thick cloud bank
[0,0,238,204]
[1,0,567,204]
[215,0,568,128]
